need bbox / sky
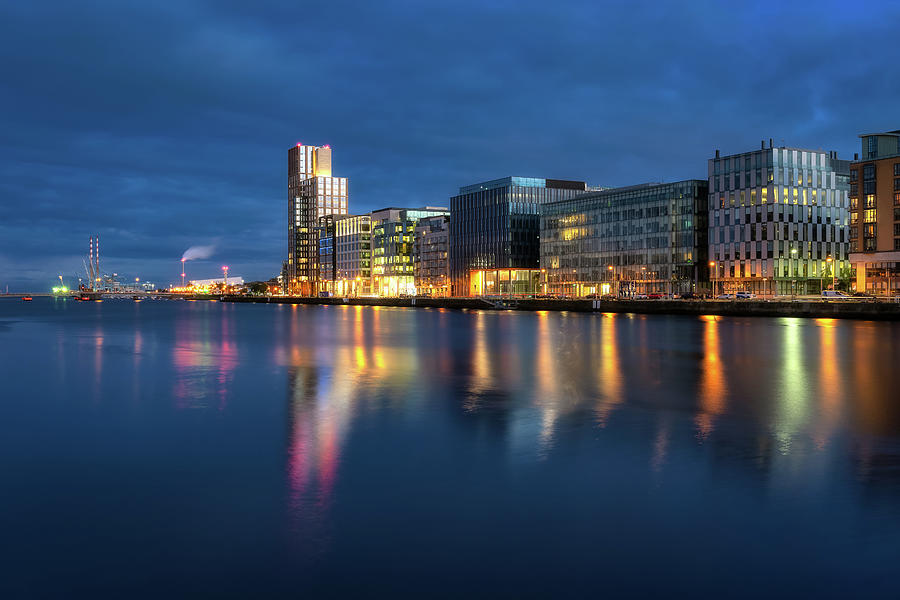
[1,0,898,290]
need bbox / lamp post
[826,255,834,291]
[608,265,616,297]
[790,247,798,299]
[709,261,716,298]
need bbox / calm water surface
[1,298,899,598]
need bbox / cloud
[1,0,898,290]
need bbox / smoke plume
[181,244,216,261]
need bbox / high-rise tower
[287,143,349,295]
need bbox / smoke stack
[854,153,859,161]
[715,149,720,158]
[761,140,765,149]
[769,138,773,148]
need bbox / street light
[790,247,798,298]
[826,255,834,291]
[709,261,716,297]
[608,265,617,297]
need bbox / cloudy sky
[1,0,897,290]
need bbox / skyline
[3,0,900,289]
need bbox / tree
[247,281,269,295]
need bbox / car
[735,291,756,299]
[634,293,649,300]
[717,293,735,300]
[647,293,663,300]
[822,290,853,300]
[680,292,697,300]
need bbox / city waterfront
[1,298,899,597]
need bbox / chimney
[769,138,773,148]
[715,149,720,158]
[854,153,859,161]
[761,140,765,149]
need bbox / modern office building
[413,214,450,296]
[287,143,349,295]
[317,214,372,296]
[848,130,900,295]
[707,141,850,295]
[371,207,449,296]
[449,177,586,296]
[541,180,709,296]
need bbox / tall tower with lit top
[287,143,349,295]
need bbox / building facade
[708,142,850,295]
[449,177,586,296]
[287,143,349,295]
[848,130,900,295]
[371,207,449,297]
[413,214,450,297]
[541,180,709,297]
[317,214,372,296]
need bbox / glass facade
[317,214,371,296]
[541,180,709,296]
[371,207,449,297]
[287,144,348,295]
[413,215,450,296]
[708,146,850,295]
[449,177,586,296]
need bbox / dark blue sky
[1,0,897,290]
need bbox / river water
[1,298,899,598]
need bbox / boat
[22,296,33,301]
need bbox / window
[895,207,900,221]
[895,178,900,191]
[866,194,876,208]
[896,193,900,206]
[850,197,859,210]
[864,224,876,238]
[895,223,900,236]
[864,209,877,223]
[868,136,877,159]
[850,169,858,182]
[895,163,900,177]
[851,212,858,224]
[850,183,858,197]
[864,164,875,180]
[864,181,876,194]
[896,238,900,250]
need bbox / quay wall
[221,295,900,321]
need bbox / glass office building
[449,177,586,296]
[287,144,349,295]
[541,180,709,296]
[413,214,451,297]
[317,214,372,296]
[708,142,850,295]
[371,207,449,297]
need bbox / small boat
[22,296,33,301]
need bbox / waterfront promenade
[222,295,900,320]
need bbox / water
[1,298,899,598]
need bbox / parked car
[717,293,735,300]
[647,293,663,300]
[735,291,756,299]
[822,290,853,300]
[680,292,697,300]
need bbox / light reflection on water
[3,299,900,597]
